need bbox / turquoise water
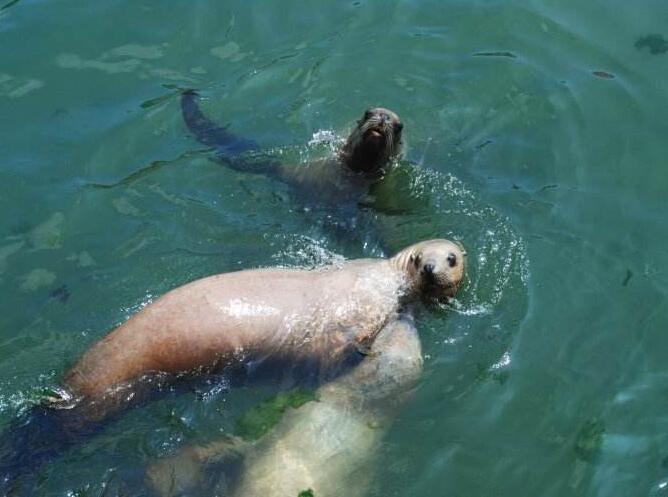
[1,0,668,495]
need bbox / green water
[1,0,667,495]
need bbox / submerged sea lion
[64,239,464,410]
[181,90,403,210]
[147,315,423,497]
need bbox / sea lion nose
[423,263,435,275]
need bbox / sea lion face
[405,239,466,300]
[341,107,403,175]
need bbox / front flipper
[181,90,280,176]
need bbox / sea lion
[181,91,403,216]
[147,314,423,497]
[63,239,464,413]
[0,240,463,491]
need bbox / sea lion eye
[447,253,457,268]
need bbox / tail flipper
[181,90,281,178]
[181,89,258,154]
[0,404,98,494]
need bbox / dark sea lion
[181,90,403,179]
[180,91,403,226]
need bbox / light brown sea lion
[147,314,423,497]
[63,239,464,414]
[0,241,463,491]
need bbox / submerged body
[148,315,423,497]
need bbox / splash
[389,165,530,318]
[303,128,345,159]
[270,234,347,269]
[0,372,60,416]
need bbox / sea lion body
[147,315,423,497]
[64,239,464,405]
[276,157,372,206]
[233,316,422,497]
[65,261,403,399]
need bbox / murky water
[1,0,667,495]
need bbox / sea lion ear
[363,109,373,120]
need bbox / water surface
[1,0,667,496]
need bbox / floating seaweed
[234,389,318,441]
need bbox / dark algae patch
[635,34,668,54]
[473,51,517,58]
[574,418,605,462]
[622,269,633,287]
[235,389,318,441]
[592,70,615,79]
[298,489,315,497]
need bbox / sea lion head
[340,107,403,175]
[393,239,466,301]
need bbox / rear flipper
[180,90,280,176]
[0,379,164,495]
[0,402,101,494]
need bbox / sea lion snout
[358,108,402,139]
[420,259,450,294]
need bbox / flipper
[180,90,280,176]
[0,402,102,494]
[0,379,175,494]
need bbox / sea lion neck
[388,248,417,296]
[388,247,412,273]
[338,144,387,177]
